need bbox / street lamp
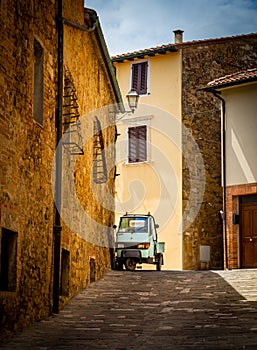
[126,89,139,113]
[110,88,140,122]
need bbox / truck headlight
[117,243,124,248]
[137,243,150,249]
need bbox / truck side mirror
[155,224,159,229]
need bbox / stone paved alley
[1,269,257,350]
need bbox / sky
[84,0,257,56]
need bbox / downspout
[53,0,63,314]
[62,9,124,270]
[52,7,124,312]
[210,89,229,270]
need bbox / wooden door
[240,203,257,268]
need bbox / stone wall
[182,34,257,269]
[59,15,117,302]
[0,0,57,338]
[0,0,117,339]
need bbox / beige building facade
[113,32,257,270]
[204,69,257,269]
[114,49,183,269]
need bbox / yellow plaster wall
[115,52,181,116]
[114,51,183,269]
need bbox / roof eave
[204,77,257,91]
[112,46,177,63]
[84,8,125,112]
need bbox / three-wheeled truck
[114,213,165,271]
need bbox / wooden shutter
[137,125,147,161]
[128,125,147,163]
[128,127,137,163]
[139,62,147,95]
[132,64,139,92]
[131,62,148,95]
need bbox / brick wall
[182,34,257,270]
[226,183,257,269]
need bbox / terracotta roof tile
[111,32,257,61]
[111,44,177,61]
[207,68,257,89]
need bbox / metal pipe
[196,87,229,270]
[210,90,229,270]
[53,0,63,314]
[62,17,97,32]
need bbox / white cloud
[85,0,257,55]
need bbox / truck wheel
[125,258,136,271]
[156,254,163,271]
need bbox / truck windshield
[118,217,148,233]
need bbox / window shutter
[131,62,148,95]
[128,125,147,163]
[139,62,147,95]
[128,127,137,163]
[131,64,139,92]
[137,125,147,161]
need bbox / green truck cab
[114,213,165,271]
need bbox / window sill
[124,160,152,166]
[138,92,150,97]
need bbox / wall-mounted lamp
[126,88,139,113]
[113,89,140,121]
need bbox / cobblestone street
[1,269,257,349]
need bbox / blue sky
[84,0,257,56]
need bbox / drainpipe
[209,89,229,270]
[53,0,63,314]
[52,6,123,311]
[62,8,124,270]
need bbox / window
[33,39,44,125]
[90,258,96,283]
[240,195,257,204]
[60,249,70,297]
[0,228,18,292]
[118,217,149,233]
[131,61,148,95]
[128,125,147,163]
[122,115,152,164]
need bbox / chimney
[173,30,184,44]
